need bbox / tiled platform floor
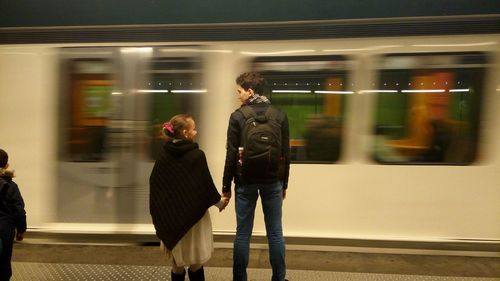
[11,262,500,281]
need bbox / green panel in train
[270,93,317,139]
[151,93,182,124]
[83,85,112,118]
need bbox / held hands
[217,196,230,212]
[222,191,232,200]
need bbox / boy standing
[222,72,290,281]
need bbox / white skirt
[160,210,214,266]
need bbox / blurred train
[0,17,499,252]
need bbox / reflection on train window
[373,53,486,164]
[148,57,202,160]
[65,59,114,162]
[253,56,350,163]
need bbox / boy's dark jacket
[0,170,27,235]
[149,140,221,250]
[222,101,291,193]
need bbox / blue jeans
[233,181,286,281]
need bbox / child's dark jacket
[0,170,27,237]
[149,140,221,250]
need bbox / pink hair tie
[163,122,174,134]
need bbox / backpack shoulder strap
[264,105,280,120]
[238,105,256,120]
[238,106,257,148]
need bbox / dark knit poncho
[149,140,221,250]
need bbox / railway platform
[10,233,500,280]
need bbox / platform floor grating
[11,262,499,281]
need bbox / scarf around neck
[247,94,270,104]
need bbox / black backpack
[238,105,282,181]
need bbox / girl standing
[149,114,228,281]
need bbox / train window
[253,56,350,163]
[372,52,487,164]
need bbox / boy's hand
[16,231,25,241]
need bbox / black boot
[188,266,204,281]
[171,269,186,281]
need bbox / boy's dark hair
[236,72,264,95]
[0,149,8,168]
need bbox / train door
[57,47,202,225]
